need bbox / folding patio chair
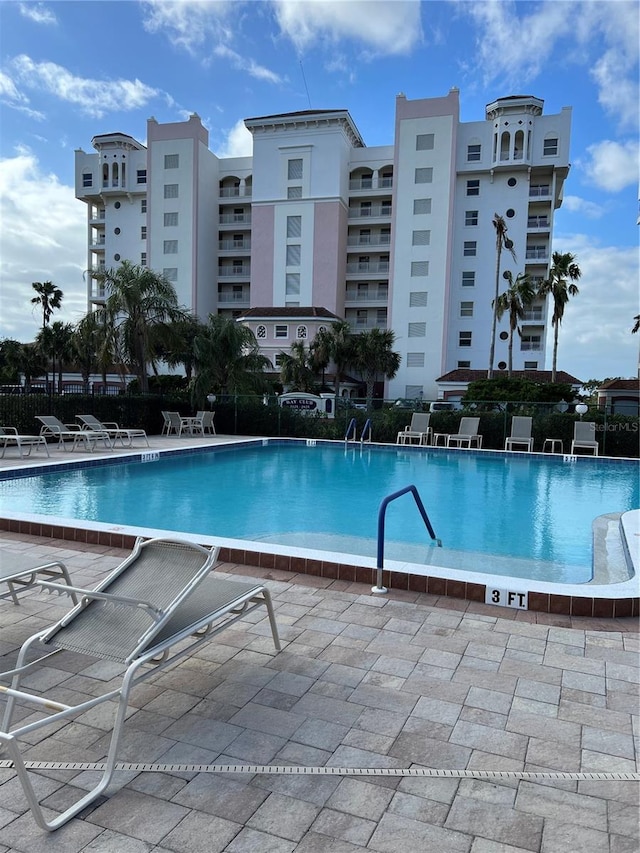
[196,411,216,435]
[571,421,599,455]
[504,416,534,452]
[447,416,482,449]
[0,427,50,459]
[0,537,281,831]
[396,413,431,445]
[77,414,149,448]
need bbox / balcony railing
[525,249,548,260]
[346,261,390,275]
[219,187,252,198]
[219,213,251,224]
[218,266,250,277]
[217,292,249,303]
[345,289,389,302]
[348,177,393,191]
[347,235,391,247]
[521,343,542,351]
[219,239,251,251]
[348,205,392,219]
[348,320,388,331]
[527,217,549,228]
[522,310,544,322]
[529,186,550,197]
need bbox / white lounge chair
[77,414,149,448]
[397,413,431,445]
[0,551,77,605]
[0,537,281,831]
[505,416,534,452]
[571,421,599,455]
[0,426,50,459]
[196,410,216,435]
[447,416,482,449]
[35,415,111,452]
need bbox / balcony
[529,185,551,198]
[219,187,252,199]
[527,216,550,230]
[348,320,388,332]
[219,239,251,252]
[345,287,389,303]
[218,265,250,279]
[217,292,250,305]
[525,248,548,261]
[348,177,393,192]
[520,342,543,352]
[348,204,392,220]
[347,234,391,247]
[346,261,389,276]
[521,309,545,322]
[219,213,251,226]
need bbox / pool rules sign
[485,587,529,609]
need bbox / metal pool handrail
[345,418,357,442]
[373,484,442,594]
[361,419,372,444]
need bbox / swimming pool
[1,441,637,584]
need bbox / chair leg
[262,588,281,651]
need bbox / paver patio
[0,531,637,852]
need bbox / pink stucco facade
[312,201,347,316]
[249,205,275,306]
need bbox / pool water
[1,442,638,583]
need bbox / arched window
[256,324,266,340]
[500,131,510,161]
[296,325,307,339]
[514,130,524,160]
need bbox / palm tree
[279,340,317,392]
[37,321,74,392]
[319,320,353,397]
[92,261,189,393]
[161,316,202,384]
[31,281,63,330]
[488,214,517,379]
[308,327,332,391]
[494,272,536,376]
[538,251,581,382]
[349,328,401,410]
[72,314,101,393]
[17,343,47,392]
[191,315,271,405]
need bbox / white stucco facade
[75,90,572,398]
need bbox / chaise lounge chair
[447,416,482,449]
[0,426,50,459]
[505,416,534,452]
[35,415,112,452]
[0,537,281,831]
[0,551,77,605]
[571,421,599,455]
[76,414,149,448]
[397,412,431,445]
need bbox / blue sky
[0,0,638,382]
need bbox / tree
[17,343,47,392]
[349,328,401,410]
[71,314,101,393]
[161,315,202,383]
[31,281,63,330]
[317,320,353,397]
[494,271,536,376]
[279,340,317,392]
[191,315,271,405]
[37,321,74,393]
[0,338,23,385]
[538,251,581,382]
[92,261,189,393]
[488,214,517,379]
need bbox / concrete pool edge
[1,508,637,619]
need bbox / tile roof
[237,307,341,320]
[436,368,582,384]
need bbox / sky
[0,0,638,383]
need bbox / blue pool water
[1,442,638,583]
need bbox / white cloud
[18,2,57,25]
[0,151,87,343]
[547,234,639,380]
[561,196,605,219]
[214,119,253,158]
[273,0,423,55]
[8,55,161,119]
[142,0,236,55]
[582,140,639,193]
[213,45,284,84]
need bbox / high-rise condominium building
[74,88,571,399]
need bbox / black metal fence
[0,392,638,458]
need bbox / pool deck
[0,436,638,849]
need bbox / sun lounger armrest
[0,427,19,436]
[37,581,164,620]
[101,422,121,429]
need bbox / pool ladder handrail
[361,418,372,444]
[344,418,357,442]
[373,484,442,594]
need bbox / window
[163,240,178,254]
[275,325,288,339]
[286,245,301,266]
[274,354,284,367]
[408,322,426,337]
[114,227,121,235]
[460,301,474,317]
[140,226,147,240]
[543,137,558,156]
[462,271,475,287]
[412,230,430,246]
[287,186,302,199]
[164,154,179,169]
[288,158,303,180]
[413,198,432,215]
[141,199,147,213]
[360,201,372,216]
[358,229,371,244]
[82,173,92,187]
[415,167,433,184]
[459,331,472,347]
[287,216,301,238]
[407,352,425,367]
[137,169,147,184]
[463,241,477,257]
[499,331,509,341]
[521,335,541,351]
[457,361,471,368]
[465,210,478,226]
[286,273,300,295]
[416,133,434,150]
[256,325,267,339]
[114,201,121,209]
[467,144,481,161]
[466,179,479,196]
[296,325,307,339]
[164,212,178,226]
[163,268,177,281]
[524,361,538,369]
[164,184,178,199]
[507,178,517,188]
[411,261,429,276]
[409,291,428,307]
[141,252,147,267]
